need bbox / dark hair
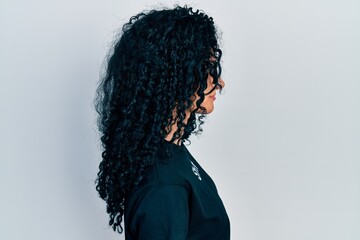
[95,5,222,233]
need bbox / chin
[204,108,214,114]
[196,105,214,114]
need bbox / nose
[217,77,225,90]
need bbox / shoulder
[130,141,204,195]
[143,144,193,187]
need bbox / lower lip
[210,96,216,100]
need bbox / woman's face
[191,74,225,114]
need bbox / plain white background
[1,0,359,239]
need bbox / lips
[209,95,216,100]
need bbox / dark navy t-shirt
[124,140,230,240]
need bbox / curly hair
[95,5,223,233]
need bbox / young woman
[95,6,230,239]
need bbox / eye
[213,49,222,59]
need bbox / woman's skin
[165,74,225,145]
[193,75,225,115]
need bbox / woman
[95,6,230,239]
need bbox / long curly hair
[95,5,223,233]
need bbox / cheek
[204,78,213,93]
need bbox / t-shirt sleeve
[126,184,189,240]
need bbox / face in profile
[190,74,225,114]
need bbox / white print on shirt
[189,160,202,181]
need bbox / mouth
[209,95,216,100]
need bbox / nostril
[220,79,225,88]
